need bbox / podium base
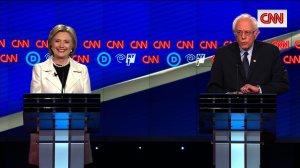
[28,133,93,166]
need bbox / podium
[199,94,276,168]
[23,93,101,168]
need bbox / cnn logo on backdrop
[257,10,287,28]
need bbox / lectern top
[199,93,276,113]
[23,93,101,113]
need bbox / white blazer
[30,57,91,93]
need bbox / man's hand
[240,84,260,94]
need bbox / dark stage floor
[1,140,300,168]
[1,127,300,168]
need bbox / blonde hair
[48,24,77,57]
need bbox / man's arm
[260,47,289,95]
[207,49,226,93]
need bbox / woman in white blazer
[30,24,91,93]
[28,24,93,166]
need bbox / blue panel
[215,113,229,130]
[71,113,85,130]
[39,113,53,129]
[54,113,69,130]
[231,113,245,130]
[246,113,261,130]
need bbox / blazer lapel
[65,59,82,92]
[44,59,62,91]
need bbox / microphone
[236,64,240,94]
[61,71,65,94]
[54,72,64,93]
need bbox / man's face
[234,18,259,51]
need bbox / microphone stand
[61,71,65,94]
[236,64,240,94]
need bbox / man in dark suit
[208,13,289,94]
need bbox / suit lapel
[248,41,260,81]
[230,43,247,82]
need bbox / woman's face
[51,32,73,59]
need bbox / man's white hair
[232,13,259,31]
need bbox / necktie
[243,51,249,79]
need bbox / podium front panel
[199,94,276,168]
[23,93,100,168]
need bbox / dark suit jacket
[207,40,289,94]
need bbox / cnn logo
[257,10,287,28]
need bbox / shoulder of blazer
[34,58,53,71]
[70,59,87,72]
